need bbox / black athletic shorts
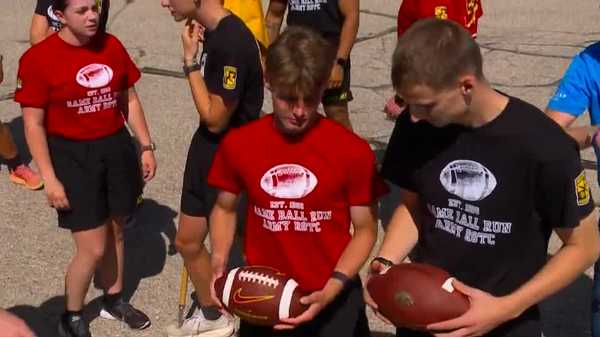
[48,128,142,232]
[395,308,541,337]
[239,277,371,337]
[180,127,219,217]
[322,59,353,106]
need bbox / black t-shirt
[381,96,594,336]
[199,14,263,143]
[286,0,343,41]
[35,0,110,32]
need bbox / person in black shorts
[160,0,263,336]
[30,0,110,45]
[365,19,600,337]
[15,0,156,336]
[265,0,358,130]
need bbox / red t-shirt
[15,33,140,140]
[397,0,483,38]
[209,115,387,291]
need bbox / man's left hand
[274,284,339,330]
[426,280,520,337]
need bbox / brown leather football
[214,266,308,326]
[367,263,470,329]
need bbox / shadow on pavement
[7,296,64,337]
[121,198,177,301]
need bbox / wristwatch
[371,256,394,268]
[140,142,156,152]
[336,57,348,67]
[183,62,202,76]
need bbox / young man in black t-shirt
[365,19,600,337]
[265,0,358,130]
[30,0,110,45]
[160,0,264,336]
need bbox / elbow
[205,120,227,134]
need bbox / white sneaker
[166,310,235,337]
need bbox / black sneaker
[58,314,92,337]
[100,300,151,330]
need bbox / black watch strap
[336,57,348,67]
[183,62,202,76]
[331,271,350,286]
[372,256,394,268]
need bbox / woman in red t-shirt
[14,0,156,336]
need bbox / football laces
[238,271,280,288]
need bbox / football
[366,263,469,329]
[214,266,308,326]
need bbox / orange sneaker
[9,164,44,190]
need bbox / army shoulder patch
[223,66,237,90]
[575,171,591,206]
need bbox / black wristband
[331,271,350,286]
[372,256,394,268]
[183,62,202,76]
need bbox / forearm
[504,214,600,317]
[209,206,237,272]
[24,122,56,181]
[333,217,377,278]
[565,125,596,149]
[186,69,212,122]
[265,1,285,44]
[336,12,359,59]
[126,91,153,146]
[377,199,420,263]
[30,14,52,45]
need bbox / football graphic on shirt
[47,5,59,22]
[214,266,307,326]
[439,160,497,201]
[260,164,318,199]
[76,63,113,89]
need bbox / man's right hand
[0,309,36,337]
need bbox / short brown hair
[391,18,483,92]
[265,26,335,98]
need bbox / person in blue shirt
[546,40,600,337]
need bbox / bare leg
[175,213,215,307]
[65,224,108,310]
[95,217,125,295]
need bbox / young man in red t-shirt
[384,0,483,118]
[207,26,387,337]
